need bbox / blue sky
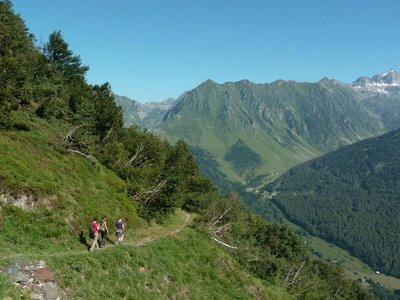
[12,0,400,103]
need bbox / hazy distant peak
[318,77,336,84]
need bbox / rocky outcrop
[0,193,36,210]
[0,257,64,300]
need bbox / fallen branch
[208,205,233,229]
[211,237,238,249]
[67,149,97,164]
[289,261,305,286]
[213,223,229,234]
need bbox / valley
[117,69,400,298]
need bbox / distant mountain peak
[202,79,217,86]
[371,68,400,84]
[351,69,400,94]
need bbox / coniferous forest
[266,129,400,278]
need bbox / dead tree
[207,192,239,250]
[63,124,85,143]
[284,261,306,286]
[67,149,97,165]
[129,179,168,208]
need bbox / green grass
[0,112,139,256]
[0,275,23,300]
[44,228,290,300]
[0,210,291,299]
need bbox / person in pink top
[90,217,100,252]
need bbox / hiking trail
[1,211,193,261]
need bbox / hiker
[99,215,109,248]
[116,217,125,244]
[90,217,100,252]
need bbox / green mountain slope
[265,128,400,278]
[0,111,140,256]
[155,78,385,186]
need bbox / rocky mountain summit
[114,94,183,128]
[352,69,400,94]
[349,69,400,130]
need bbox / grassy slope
[0,112,290,299]
[43,228,290,300]
[0,112,139,256]
[157,115,318,187]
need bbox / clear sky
[11,0,400,103]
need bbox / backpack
[89,223,95,238]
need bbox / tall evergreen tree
[44,31,88,78]
[0,0,36,125]
[92,83,124,141]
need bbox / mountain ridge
[153,74,389,187]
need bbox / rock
[15,257,31,268]
[1,258,62,299]
[32,284,42,293]
[41,282,60,300]
[13,271,29,283]
[36,260,46,269]
[30,293,44,300]
[7,263,19,276]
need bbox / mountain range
[116,71,400,280]
[117,69,400,189]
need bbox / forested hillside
[0,1,376,298]
[266,129,400,278]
